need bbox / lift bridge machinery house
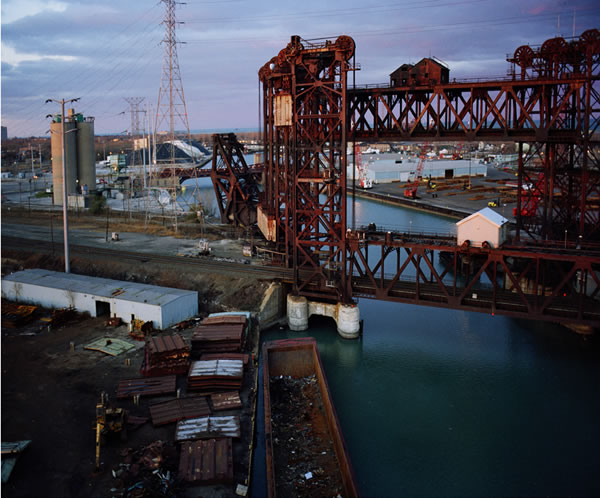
[210,31,600,331]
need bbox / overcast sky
[2,0,599,137]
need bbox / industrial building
[348,155,487,184]
[50,109,96,205]
[1,269,198,329]
[456,207,510,248]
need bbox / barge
[263,337,359,497]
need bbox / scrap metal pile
[100,312,253,495]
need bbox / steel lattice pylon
[155,0,193,165]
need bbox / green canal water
[251,196,600,497]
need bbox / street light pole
[46,97,80,273]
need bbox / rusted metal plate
[148,334,189,355]
[150,397,211,426]
[142,334,190,377]
[201,315,247,326]
[175,416,240,441]
[211,392,242,411]
[116,375,176,399]
[191,324,245,354]
[178,438,233,483]
[200,353,250,367]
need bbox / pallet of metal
[175,415,241,441]
[187,359,244,392]
[200,352,250,368]
[191,323,245,355]
[263,337,359,498]
[211,391,242,412]
[178,438,233,484]
[149,397,211,426]
[116,375,177,399]
[140,334,190,377]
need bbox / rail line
[1,236,293,281]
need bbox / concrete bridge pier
[286,294,361,339]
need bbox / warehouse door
[95,300,111,317]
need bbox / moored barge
[263,337,359,497]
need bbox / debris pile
[269,374,345,497]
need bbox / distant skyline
[2,0,599,138]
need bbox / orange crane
[404,143,430,199]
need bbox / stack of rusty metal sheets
[200,352,250,368]
[116,375,177,399]
[211,391,243,411]
[191,324,245,355]
[187,359,244,392]
[201,314,248,327]
[149,397,211,426]
[178,438,233,483]
[140,334,190,377]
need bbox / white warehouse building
[1,269,198,329]
[348,157,487,184]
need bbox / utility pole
[45,97,80,274]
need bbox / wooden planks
[178,438,233,483]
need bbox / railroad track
[1,236,293,281]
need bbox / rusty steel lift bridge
[211,31,600,328]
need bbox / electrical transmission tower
[124,97,145,136]
[155,0,193,165]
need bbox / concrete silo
[50,109,96,204]
[51,111,78,205]
[76,115,96,193]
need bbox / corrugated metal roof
[189,360,244,378]
[1,269,197,307]
[175,416,241,440]
[456,207,509,227]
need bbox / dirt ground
[1,308,260,498]
[1,209,269,497]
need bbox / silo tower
[50,109,96,204]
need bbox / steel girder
[346,228,600,326]
[259,35,356,302]
[211,133,261,226]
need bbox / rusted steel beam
[211,133,261,227]
[346,227,600,326]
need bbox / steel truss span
[252,31,600,327]
[345,228,600,327]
